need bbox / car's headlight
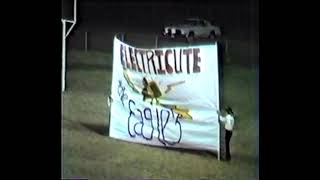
[171,29,176,33]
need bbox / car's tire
[209,31,216,39]
[187,32,195,42]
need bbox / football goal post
[62,0,77,92]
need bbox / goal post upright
[62,0,77,92]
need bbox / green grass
[62,50,258,180]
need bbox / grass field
[62,48,258,180]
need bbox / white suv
[163,18,222,41]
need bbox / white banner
[109,36,220,153]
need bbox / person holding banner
[217,107,235,161]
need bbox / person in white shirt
[217,107,235,161]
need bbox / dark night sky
[63,0,258,25]
[63,0,258,51]
[75,0,257,27]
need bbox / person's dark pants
[225,129,233,160]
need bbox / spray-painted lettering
[127,99,182,146]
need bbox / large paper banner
[109,36,220,153]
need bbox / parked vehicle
[163,18,222,41]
